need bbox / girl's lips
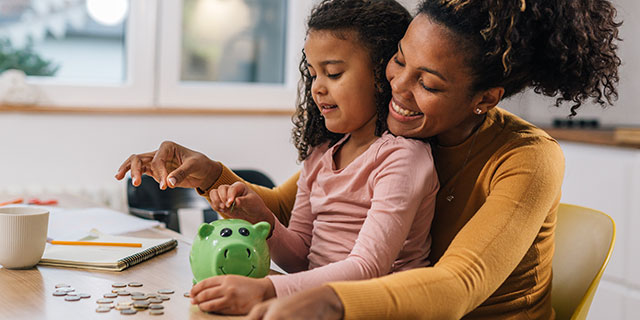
[319,104,338,115]
[388,101,423,121]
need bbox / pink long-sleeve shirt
[267,132,439,297]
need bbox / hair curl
[292,0,412,161]
[419,0,622,117]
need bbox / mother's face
[385,14,480,144]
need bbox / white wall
[0,113,301,208]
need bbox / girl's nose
[312,78,327,95]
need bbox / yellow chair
[552,203,616,320]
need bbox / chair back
[126,169,276,233]
[552,203,616,320]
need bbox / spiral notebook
[39,233,178,271]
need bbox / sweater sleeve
[268,142,437,297]
[197,164,299,226]
[267,165,315,273]
[327,139,564,319]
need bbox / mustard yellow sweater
[203,108,564,319]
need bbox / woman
[116,0,621,318]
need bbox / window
[157,0,311,110]
[0,0,154,107]
[0,0,312,111]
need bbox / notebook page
[41,234,172,265]
[48,207,161,240]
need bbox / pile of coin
[52,284,91,302]
[51,281,188,316]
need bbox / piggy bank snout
[222,243,252,260]
[215,242,257,277]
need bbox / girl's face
[385,14,482,145]
[304,30,378,136]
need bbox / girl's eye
[327,73,342,79]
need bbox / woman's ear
[472,87,504,114]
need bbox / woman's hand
[247,286,344,320]
[190,275,276,315]
[114,141,221,191]
[210,182,276,227]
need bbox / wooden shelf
[542,127,640,149]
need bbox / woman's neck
[436,114,486,147]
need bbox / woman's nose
[390,70,411,98]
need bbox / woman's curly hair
[419,0,622,117]
[292,0,411,161]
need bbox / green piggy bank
[189,219,271,284]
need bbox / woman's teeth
[392,101,422,116]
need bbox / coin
[96,298,114,304]
[149,304,164,310]
[133,301,150,309]
[116,305,132,311]
[131,295,148,301]
[118,301,133,307]
[116,290,131,296]
[157,295,170,301]
[96,306,111,313]
[120,309,137,315]
[149,309,164,315]
[61,287,75,293]
[78,293,91,299]
[130,291,145,296]
[55,283,70,288]
[146,294,159,299]
[148,298,163,304]
[103,293,117,298]
[128,282,143,287]
[52,291,67,297]
[112,282,127,288]
[157,289,174,294]
[65,295,81,302]
[111,288,120,293]
[183,292,190,298]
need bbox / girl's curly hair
[419,0,622,117]
[292,0,411,161]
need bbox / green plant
[0,39,59,76]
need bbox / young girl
[190,0,438,314]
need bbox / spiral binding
[120,239,178,268]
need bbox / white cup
[0,206,49,269]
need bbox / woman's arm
[327,139,564,319]
[199,164,300,227]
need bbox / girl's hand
[190,275,276,315]
[247,286,344,320]
[209,182,276,227]
[115,141,221,191]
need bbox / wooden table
[0,194,242,320]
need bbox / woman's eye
[327,72,342,79]
[393,56,405,67]
[419,80,439,93]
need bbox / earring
[475,108,482,115]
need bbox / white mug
[0,206,49,269]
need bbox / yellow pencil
[50,240,142,248]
